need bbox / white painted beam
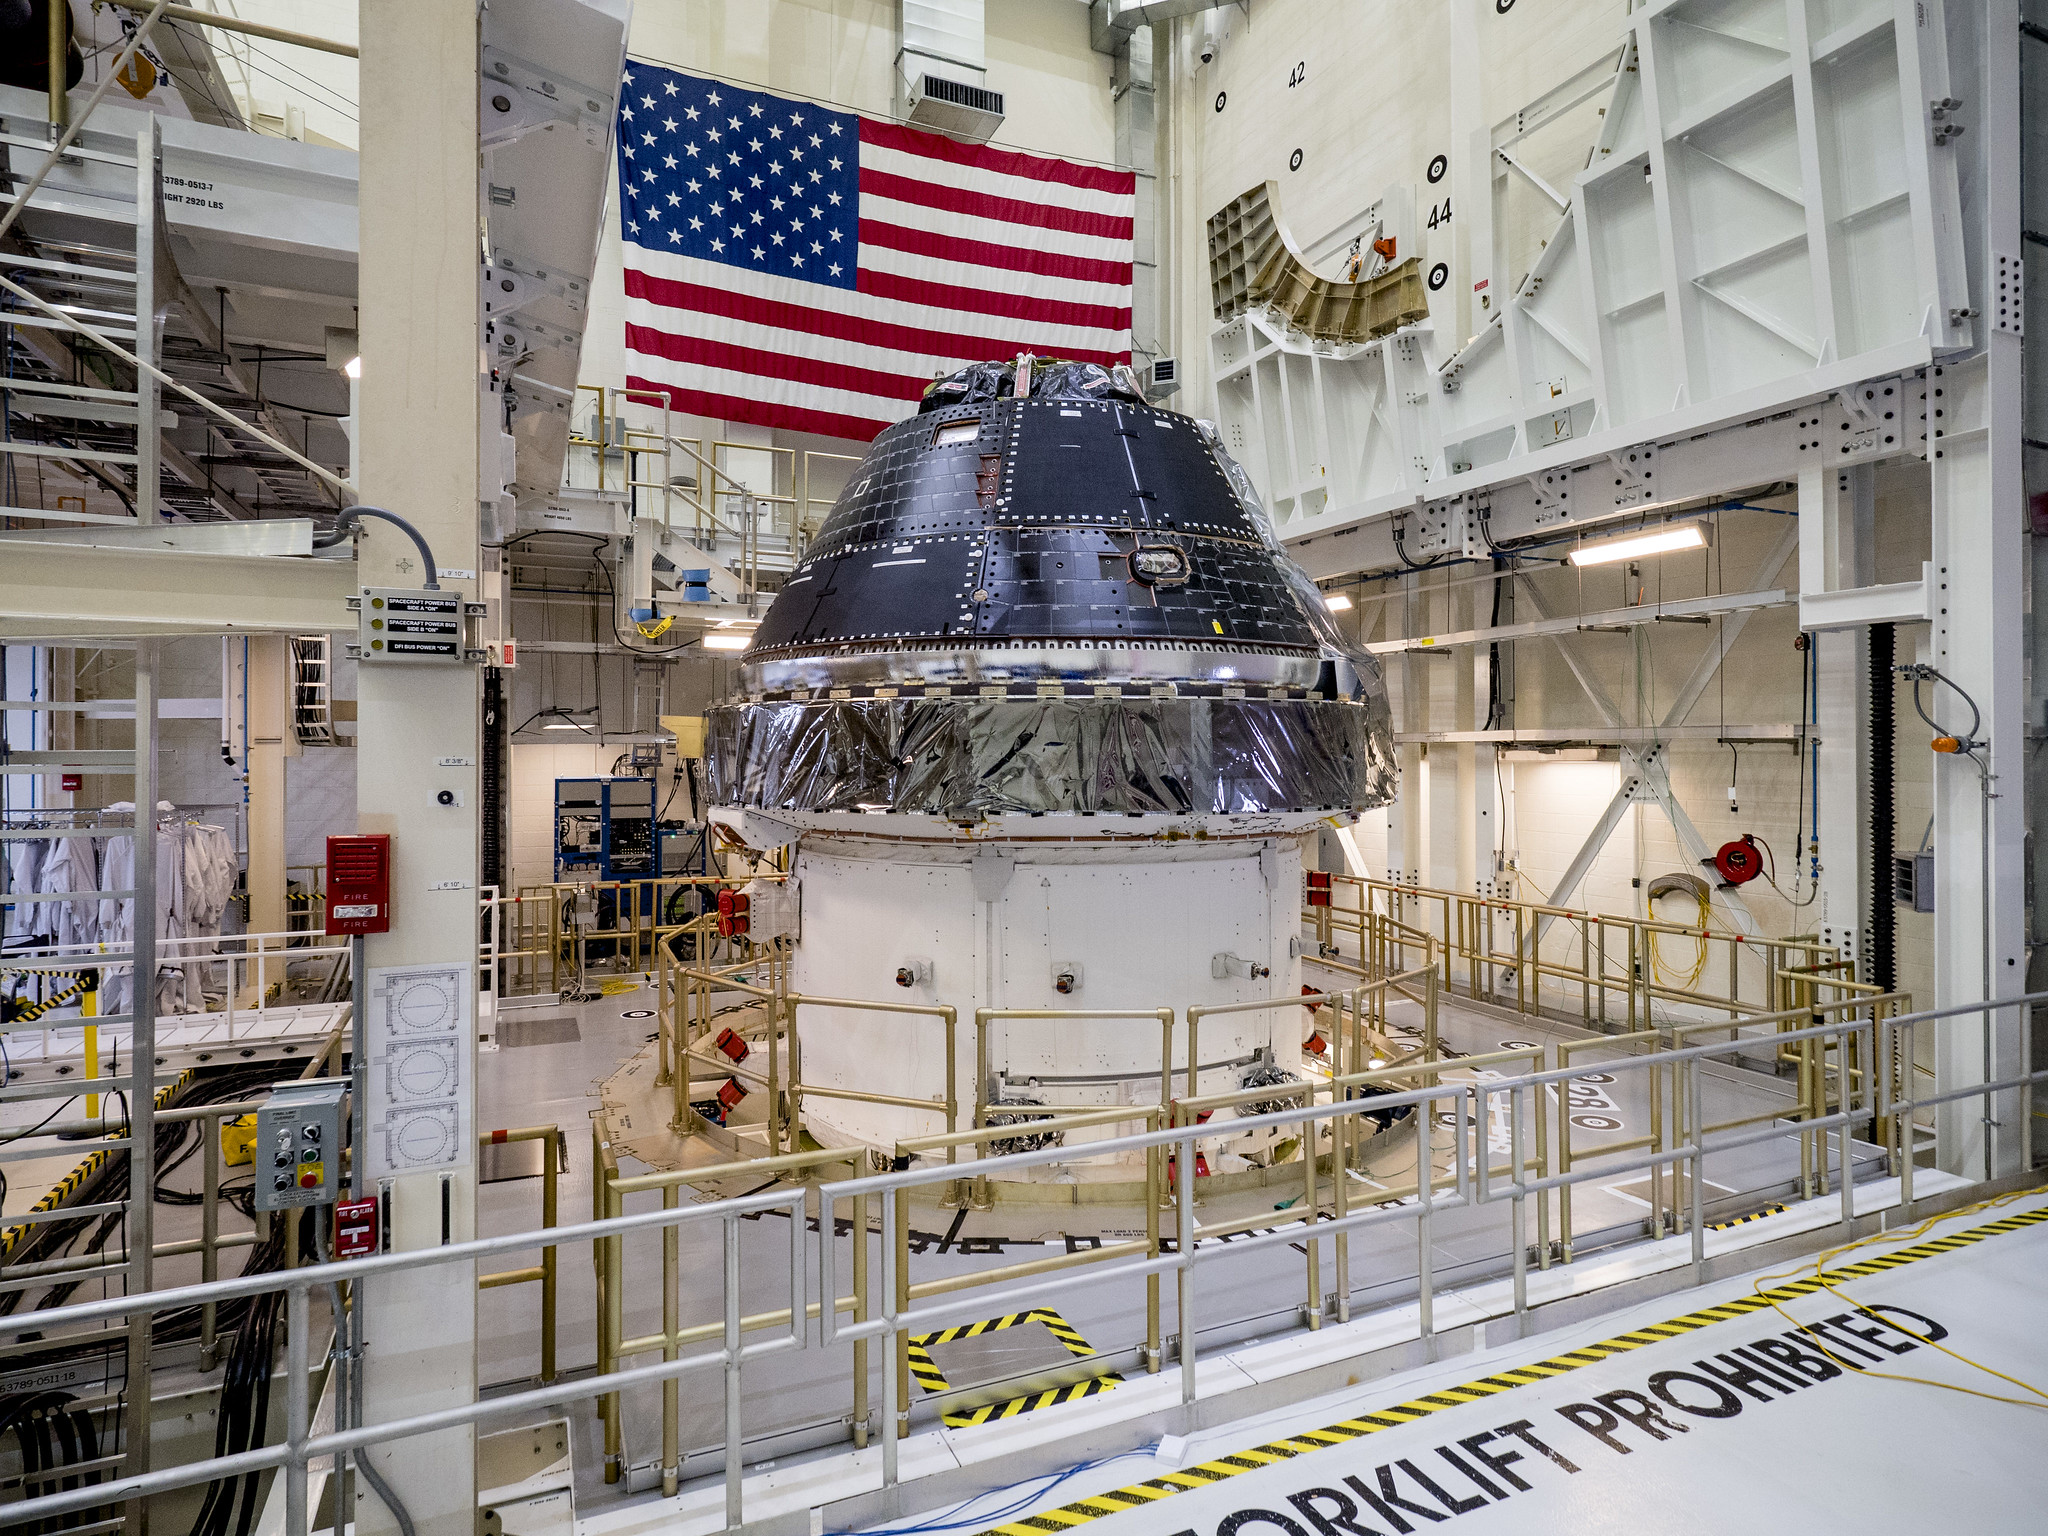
[1369,586,1788,654]
[0,541,357,635]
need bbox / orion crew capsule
[707,358,1396,1167]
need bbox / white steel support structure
[1231,0,1982,577]
[353,4,484,1533]
[1510,523,1803,966]
[1925,4,2025,1182]
[1386,575,1427,893]
[1225,1,2031,1185]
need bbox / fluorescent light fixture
[342,355,361,380]
[1324,591,1353,611]
[701,633,749,651]
[1567,522,1707,567]
[542,722,585,730]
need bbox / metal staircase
[1,87,354,529]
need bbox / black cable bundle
[1868,624,1896,990]
[182,1228,291,1536]
[0,1064,323,1535]
[0,1388,105,1534]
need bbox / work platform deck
[873,1189,2048,1536]
[462,979,1962,1536]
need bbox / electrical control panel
[347,587,486,665]
[253,1079,348,1212]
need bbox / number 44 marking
[1428,196,1452,230]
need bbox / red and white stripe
[623,118,1135,443]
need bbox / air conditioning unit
[1146,356,1180,399]
[905,72,1005,143]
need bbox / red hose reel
[1708,834,1764,887]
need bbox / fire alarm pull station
[334,1194,379,1258]
[327,834,392,935]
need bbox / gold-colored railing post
[767,985,782,1156]
[542,1131,560,1385]
[894,1186,911,1439]
[593,1117,623,1482]
[1532,1053,1551,1268]
[655,932,672,1088]
[1648,1060,1665,1239]
[1516,907,1530,1013]
[943,1005,958,1166]
[851,1181,871,1446]
[661,1181,680,1497]
[1627,927,1639,1032]
[1425,963,1439,1061]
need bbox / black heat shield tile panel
[750,398,1313,653]
[807,406,1012,557]
[778,533,987,646]
[974,529,1316,646]
[999,398,1262,541]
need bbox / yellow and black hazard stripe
[979,1200,2048,1536]
[1709,1201,1787,1231]
[12,981,90,1022]
[909,1308,1125,1429]
[0,1068,193,1265]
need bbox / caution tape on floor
[1708,1202,1787,1231]
[909,1307,1124,1429]
[979,1202,2048,1536]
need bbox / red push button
[299,1171,319,1188]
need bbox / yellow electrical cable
[1748,1190,2048,1410]
[1647,888,1711,990]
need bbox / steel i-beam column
[1802,466,1876,979]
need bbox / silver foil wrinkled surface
[707,694,1397,819]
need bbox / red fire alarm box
[334,1195,379,1258]
[327,834,392,934]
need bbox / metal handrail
[0,992,2038,1534]
[475,1124,565,1385]
[1310,872,1841,1029]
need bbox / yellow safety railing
[476,1124,566,1384]
[1311,873,1842,1029]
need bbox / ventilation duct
[898,0,1004,142]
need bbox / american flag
[614,61,1136,443]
